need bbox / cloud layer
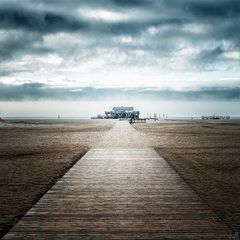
[0,0,240,101]
[1,82,239,101]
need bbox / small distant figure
[58,114,60,120]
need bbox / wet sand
[133,120,240,233]
[0,119,116,237]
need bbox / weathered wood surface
[3,122,236,239]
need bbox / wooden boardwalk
[4,122,236,239]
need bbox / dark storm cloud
[1,83,240,101]
[111,0,150,7]
[0,31,51,61]
[0,6,87,33]
[193,47,224,65]
[161,0,240,45]
[179,0,240,19]
[1,0,239,33]
[0,3,185,35]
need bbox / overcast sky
[0,0,240,116]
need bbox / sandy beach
[134,120,240,233]
[0,119,116,237]
[1,119,240,237]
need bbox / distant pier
[202,115,230,120]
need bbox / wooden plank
[3,122,236,239]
